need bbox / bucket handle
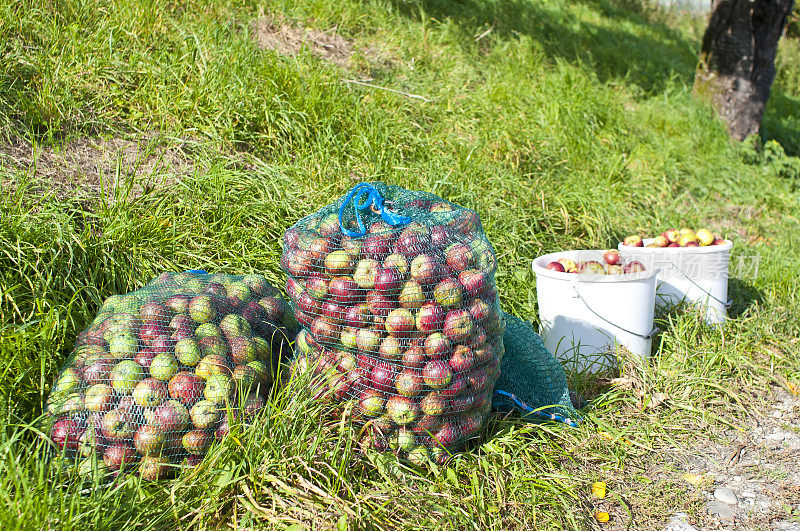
[570,282,660,340]
[668,263,732,309]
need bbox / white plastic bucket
[617,239,732,324]
[532,250,660,374]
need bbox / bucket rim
[618,238,733,254]
[532,249,660,283]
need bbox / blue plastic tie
[186,269,208,275]
[338,183,411,237]
[493,389,580,427]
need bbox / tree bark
[694,0,794,141]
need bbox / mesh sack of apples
[280,182,505,466]
[45,271,293,480]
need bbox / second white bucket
[532,250,660,374]
[618,239,733,324]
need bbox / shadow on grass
[385,0,698,93]
[761,90,800,157]
[727,277,765,319]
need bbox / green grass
[1,0,800,528]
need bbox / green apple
[227,282,252,303]
[219,314,251,338]
[110,360,145,394]
[190,399,220,429]
[195,354,231,380]
[108,334,139,360]
[195,323,223,340]
[204,374,233,404]
[247,360,271,389]
[84,383,115,412]
[175,338,202,367]
[189,295,216,324]
[52,368,82,398]
[252,336,270,361]
[132,377,169,408]
[149,352,179,382]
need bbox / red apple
[365,290,397,317]
[449,345,475,373]
[103,443,137,472]
[424,332,451,359]
[653,235,669,247]
[140,301,172,323]
[443,309,474,343]
[306,276,329,301]
[545,261,566,272]
[344,304,371,328]
[622,235,643,247]
[445,243,475,272]
[374,267,402,296]
[284,249,315,278]
[385,308,415,337]
[395,370,424,397]
[370,362,398,394]
[402,345,426,369]
[603,250,621,265]
[83,359,113,385]
[624,261,646,273]
[153,399,190,432]
[662,229,679,243]
[168,371,204,407]
[139,320,167,346]
[134,424,165,455]
[297,291,322,315]
[432,422,459,448]
[329,277,360,304]
[310,316,341,345]
[467,369,490,392]
[440,375,466,397]
[51,417,82,451]
[423,360,452,389]
[410,253,441,286]
[416,302,445,333]
[457,269,487,296]
[363,234,391,260]
[322,300,346,324]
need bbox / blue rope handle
[338,183,411,237]
[493,389,580,427]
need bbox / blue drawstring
[493,389,580,427]
[338,183,411,237]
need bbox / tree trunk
[693,0,794,141]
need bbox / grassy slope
[1,0,799,528]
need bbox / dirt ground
[0,135,198,204]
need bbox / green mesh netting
[44,271,294,480]
[494,312,578,426]
[281,182,503,465]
